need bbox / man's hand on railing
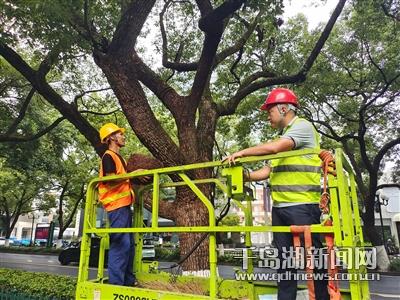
[222,151,244,166]
[131,169,152,185]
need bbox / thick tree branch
[108,0,156,55]
[214,10,262,66]
[198,0,244,33]
[63,183,86,234]
[0,43,37,80]
[341,140,368,195]
[143,193,177,221]
[160,1,198,72]
[125,53,193,152]
[79,108,120,116]
[229,47,243,84]
[160,1,174,67]
[218,75,302,116]
[163,59,198,72]
[57,180,69,231]
[131,52,182,118]
[0,42,105,155]
[191,1,246,103]
[5,88,35,135]
[299,0,347,75]
[239,70,277,88]
[190,30,223,106]
[195,0,213,16]
[373,137,400,171]
[162,4,259,73]
[357,103,374,172]
[218,0,347,116]
[95,55,183,167]
[4,45,63,135]
[197,85,218,160]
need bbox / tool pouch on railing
[222,166,245,200]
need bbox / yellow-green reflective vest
[269,118,321,204]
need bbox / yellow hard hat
[99,123,125,143]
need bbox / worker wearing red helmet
[225,88,328,300]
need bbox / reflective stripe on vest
[272,185,321,192]
[273,165,320,173]
[270,118,321,204]
[98,150,134,211]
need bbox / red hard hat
[260,88,299,111]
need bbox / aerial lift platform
[76,148,370,299]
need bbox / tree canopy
[299,0,400,246]
[1,0,349,270]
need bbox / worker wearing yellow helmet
[98,122,136,286]
[99,122,126,144]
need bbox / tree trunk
[363,192,382,246]
[174,187,211,273]
[363,187,390,271]
[363,224,390,271]
[4,221,12,248]
[94,51,223,271]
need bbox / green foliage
[155,246,180,261]
[220,214,240,226]
[389,257,400,272]
[0,246,61,255]
[214,10,317,159]
[391,159,400,183]
[217,254,241,266]
[0,164,45,236]
[0,268,75,299]
[1,49,140,238]
[220,237,234,245]
[295,0,400,199]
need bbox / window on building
[22,229,29,239]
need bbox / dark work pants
[272,204,329,300]
[107,205,135,286]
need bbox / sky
[283,0,340,29]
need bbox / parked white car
[0,237,14,246]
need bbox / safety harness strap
[325,220,341,300]
[288,150,342,300]
[290,225,315,300]
[319,150,341,300]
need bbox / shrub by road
[0,268,75,299]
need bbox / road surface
[0,253,398,299]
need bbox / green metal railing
[76,148,369,300]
